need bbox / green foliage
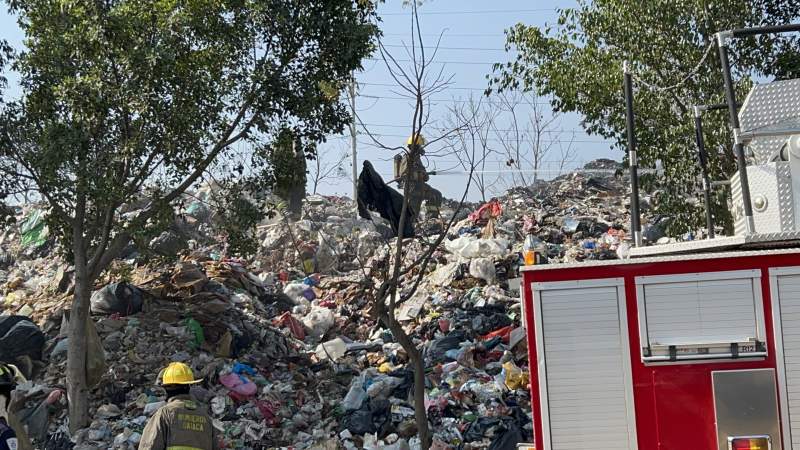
[269,127,308,203]
[211,180,267,257]
[0,0,379,272]
[489,0,800,236]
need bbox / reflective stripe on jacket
[138,395,217,450]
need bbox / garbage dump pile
[0,159,645,450]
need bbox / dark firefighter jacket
[138,395,218,450]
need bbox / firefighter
[0,364,21,450]
[393,134,442,220]
[139,362,218,450]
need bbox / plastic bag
[366,376,403,400]
[273,312,306,340]
[342,376,367,411]
[468,200,503,224]
[302,306,334,340]
[184,318,205,349]
[283,282,310,304]
[445,236,509,259]
[429,262,460,286]
[232,362,257,376]
[85,318,107,388]
[316,230,337,273]
[20,210,48,248]
[469,258,495,284]
[219,373,257,397]
[502,361,529,390]
[90,282,143,316]
[488,427,524,450]
[0,316,45,362]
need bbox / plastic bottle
[523,235,538,265]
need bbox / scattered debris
[0,159,652,449]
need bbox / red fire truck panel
[522,249,800,450]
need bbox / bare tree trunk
[386,139,431,449]
[410,352,429,446]
[376,290,431,448]
[312,156,321,195]
[67,229,90,432]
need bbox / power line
[366,58,500,66]
[430,159,588,165]
[324,134,610,145]
[381,32,506,38]
[359,82,491,92]
[380,44,510,52]
[358,122,585,134]
[379,8,556,16]
[359,94,551,106]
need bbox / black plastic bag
[341,407,376,435]
[0,316,45,362]
[424,330,467,367]
[90,282,143,315]
[488,426,525,450]
[357,161,415,238]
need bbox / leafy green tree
[0,0,377,431]
[269,127,309,218]
[490,0,800,236]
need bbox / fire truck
[521,24,800,450]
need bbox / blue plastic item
[232,362,257,376]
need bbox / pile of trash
[0,159,654,449]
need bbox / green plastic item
[20,210,48,248]
[184,318,205,349]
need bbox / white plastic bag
[445,236,508,259]
[302,306,335,340]
[469,258,496,284]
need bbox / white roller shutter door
[644,278,757,344]
[774,271,800,449]
[534,279,637,450]
[636,270,766,361]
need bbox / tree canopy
[0,0,378,430]
[490,0,800,235]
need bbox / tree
[439,91,577,201]
[355,5,480,448]
[309,143,349,195]
[489,0,800,236]
[0,0,377,431]
[440,95,501,202]
[491,90,576,187]
[270,128,308,218]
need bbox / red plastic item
[227,391,249,403]
[439,319,450,333]
[254,399,281,426]
[481,325,513,344]
[318,300,336,309]
[468,200,503,224]
[273,312,306,340]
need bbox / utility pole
[623,61,643,247]
[349,75,358,204]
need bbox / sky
[0,0,620,201]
